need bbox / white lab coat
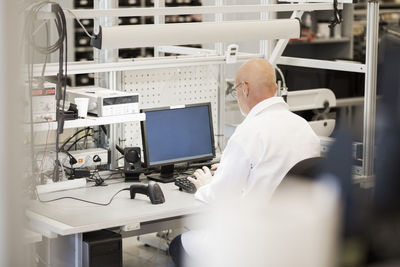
[181,97,321,258]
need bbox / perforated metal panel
[121,65,220,149]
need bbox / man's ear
[243,82,249,97]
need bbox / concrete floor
[123,236,173,267]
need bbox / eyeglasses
[230,82,244,99]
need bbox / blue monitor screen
[143,104,214,166]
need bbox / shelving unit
[277,4,365,142]
[353,0,400,61]
[73,1,95,86]
[30,113,145,132]
[283,5,354,60]
[289,36,351,44]
[31,0,380,180]
[71,0,203,86]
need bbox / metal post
[154,0,165,56]
[260,0,274,59]
[74,234,83,267]
[362,0,379,177]
[269,10,303,66]
[94,0,120,169]
[94,0,119,87]
[214,0,224,54]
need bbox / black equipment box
[83,230,122,267]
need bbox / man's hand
[210,163,219,171]
[187,166,213,189]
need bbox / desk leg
[35,235,83,267]
[26,243,36,267]
[74,233,83,267]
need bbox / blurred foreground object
[184,178,340,267]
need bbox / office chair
[273,157,324,197]
[286,157,324,179]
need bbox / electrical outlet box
[64,148,109,168]
[225,44,239,64]
[121,223,140,232]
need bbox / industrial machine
[29,82,57,122]
[66,87,139,117]
[286,88,336,137]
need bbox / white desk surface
[27,180,204,236]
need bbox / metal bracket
[353,175,375,189]
[278,0,354,3]
[269,10,304,66]
[28,221,58,239]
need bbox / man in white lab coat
[169,58,321,266]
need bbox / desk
[26,180,204,267]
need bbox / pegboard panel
[121,65,220,149]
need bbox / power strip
[36,178,87,194]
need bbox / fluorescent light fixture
[91,19,300,49]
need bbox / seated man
[169,58,321,266]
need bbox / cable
[38,120,52,176]
[64,9,96,39]
[275,66,288,102]
[87,168,116,186]
[329,0,343,30]
[87,168,101,184]
[25,1,66,54]
[275,66,286,90]
[25,1,68,182]
[66,133,95,151]
[40,22,50,82]
[83,127,90,149]
[101,171,124,180]
[60,127,93,151]
[36,187,129,206]
[55,2,67,181]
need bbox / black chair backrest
[286,157,325,180]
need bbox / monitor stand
[147,165,177,183]
[125,172,140,182]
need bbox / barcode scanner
[126,181,165,205]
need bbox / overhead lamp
[91,19,300,49]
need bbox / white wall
[0,1,25,266]
[0,1,7,264]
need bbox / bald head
[234,58,278,115]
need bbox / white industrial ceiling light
[91,19,301,49]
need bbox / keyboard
[189,159,219,169]
[174,177,197,194]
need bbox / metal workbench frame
[33,0,379,179]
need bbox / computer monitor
[141,103,215,183]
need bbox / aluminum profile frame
[32,0,379,179]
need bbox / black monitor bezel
[140,102,216,168]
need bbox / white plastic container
[74,97,89,118]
